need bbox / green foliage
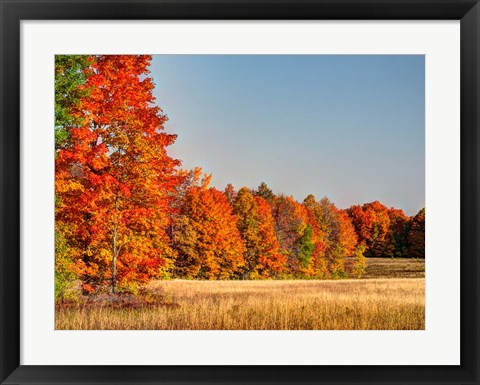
[55,55,90,149]
[296,224,314,268]
[332,270,350,279]
[55,230,80,302]
[254,182,275,203]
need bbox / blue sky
[150,55,424,216]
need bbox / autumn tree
[407,208,425,258]
[233,188,262,278]
[254,196,286,277]
[232,188,284,278]
[56,55,181,293]
[174,186,245,279]
[336,208,358,258]
[347,202,420,259]
[347,201,390,258]
[224,183,237,204]
[55,55,92,299]
[351,245,367,278]
[305,196,357,277]
[271,195,313,276]
[55,228,79,301]
[384,208,410,258]
[301,195,326,277]
[168,167,209,266]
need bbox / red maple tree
[56,55,181,293]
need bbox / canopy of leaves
[56,55,181,293]
[347,202,421,259]
[408,208,425,259]
[55,55,425,295]
[55,55,91,149]
[174,186,245,279]
[232,188,284,279]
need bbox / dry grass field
[363,258,425,279]
[56,275,425,330]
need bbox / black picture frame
[1,1,479,384]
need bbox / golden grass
[56,278,424,330]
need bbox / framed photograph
[1,0,479,384]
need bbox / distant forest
[55,55,425,297]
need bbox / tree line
[55,55,425,297]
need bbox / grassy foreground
[56,277,424,330]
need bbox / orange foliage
[347,201,390,258]
[335,208,358,257]
[254,196,286,277]
[56,55,181,292]
[174,187,245,279]
[232,188,284,278]
[55,56,425,291]
[303,207,328,277]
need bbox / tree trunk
[112,224,117,294]
[111,196,119,294]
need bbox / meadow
[56,259,425,330]
[362,257,425,278]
